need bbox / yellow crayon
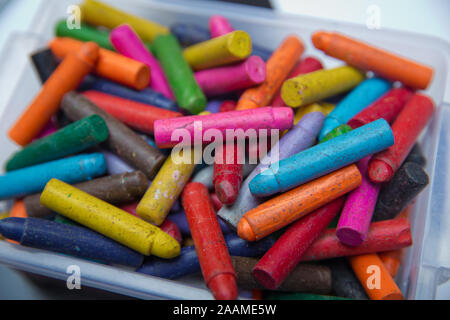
[0,212,9,240]
[294,102,335,124]
[137,148,196,226]
[198,111,212,116]
[281,66,365,108]
[79,0,169,42]
[183,31,252,70]
[40,179,180,258]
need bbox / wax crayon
[312,31,433,89]
[236,36,304,110]
[405,143,426,167]
[82,91,182,134]
[30,48,61,83]
[61,92,166,179]
[293,102,335,124]
[50,37,150,90]
[0,217,144,267]
[337,157,380,246]
[110,24,174,99]
[281,66,365,108]
[137,149,196,226]
[213,143,244,205]
[210,193,223,211]
[347,88,413,129]
[137,233,277,279]
[40,179,180,258]
[154,107,293,148]
[249,119,393,197]
[9,42,99,146]
[55,19,115,50]
[101,150,135,175]
[219,101,237,113]
[183,31,252,71]
[348,254,403,300]
[24,171,148,218]
[218,112,324,228]
[205,100,223,114]
[171,23,211,46]
[271,57,324,107]
[152,34,207,114]
[81,75,178,111]
[239,165,361,241]
[323,258,369,300]
[373,162,429,221]
[79,0,169,42]
[192,165,215,190]
[34,119,58,140]
[232,256,332,294]
[6,202,26,245]
[0,153,105,200]
[182,183,238,300]
[194,56,266,97]
[319,124,352,143]
[319,78,391,140]
[253,199,344,289]
[0,212,8,240]
[168,209,233,236]
[299,218,412,261]
[6,115,108,171]
[369,94,435,183]
[266,292,351,300]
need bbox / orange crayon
[236,36,304,110]
[50,37,150,90]
[9,42,99,146]
[312,31,433,90]
[348,253,404,300]
[238,165,361,241]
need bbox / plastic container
[0,0,449,300]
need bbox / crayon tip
[216,180,239,205]
[336,227,364,247]
[150,230,181,258]
[208,274,238,300]
[368,159,394,183]
[237,217,256,242]
[246,55,266,84]
[252,267,278,290]
[78,42,100,67]
[311,31,330,51]
[248,170,280,197]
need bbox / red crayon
[347,88,413,129]
[219,100,237,113]
[368,94,435,183]
[253,198,344,290]
[271,56,323,106]
[213,143,244,205]
[210,192,224,211]
[182,182,238,300]
[299,218,412,261]
[82,90,182,134]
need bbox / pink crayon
[110,24,174,99]
[194,56,266,97]
[154,107,294,148]
[271,57,324,106]
[336,156,381,246]
[209,15,233,38]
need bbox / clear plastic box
[0,0,449,300]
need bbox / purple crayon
[110,25,174,100]
[218,112,325,228]
[154,107,293,148]
[205,100,223,114]
[101,150,135,175]
[194,56,266,97]
[337,156,381,246]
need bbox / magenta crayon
[336,157,380,246]
[209,15,233,38]
[34,118,58,140]
[194,56,266,97]
[253,198,344,290]
[154,107,293,148]
[272,57,324,107]
[110,24,174,99]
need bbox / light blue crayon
[319,78,391,140]
[0,153,106,200]
[249,119,394,197]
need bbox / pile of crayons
[0,0,435,300]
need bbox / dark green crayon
[319,124,353,144]
[6,115,108,172]
[55,20,115,51]
[152,34,206,114]
[265,292,352,300]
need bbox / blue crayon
[205,100,223,113]
[137,233,276,279]
[170,23,211,46]
[319,78,391,140]
[0,153,105,200]
[0,217,143,267]
[249,119,394,197]
[80,75,179,112]
[168,209,232,236]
